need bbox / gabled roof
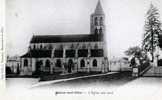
[94,0,104,15]
[30,34,103,43]
[21,50,52,58]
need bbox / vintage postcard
[1,0,162,100]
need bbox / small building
[6,56,20,74]
[109,57,130,72]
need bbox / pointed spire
[95,0,104,15]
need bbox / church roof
[30,34,103,43]
[94,0,104,15]
[21,50,52,58]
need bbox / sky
[6,0,162,59]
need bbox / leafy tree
[158,34,162,49]
[124,46,142,57]
[142,4,162,62]
[125,46,150,69]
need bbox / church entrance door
[68,59,73,73]
[35,61,42,75]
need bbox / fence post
[132,66,139,77]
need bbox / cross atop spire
[94,0,104,15]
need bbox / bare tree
[142,4,162,62]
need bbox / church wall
[30,41,105,50]
[89,57,103,72]
[77,57,107,72]
[25,41,107,74]
[31,58,36,72]
[21,57,53,75]
[77,57,89,72]
[36,58,51,72]
[78,58,88,68]
[21,57,108,75]
[51,58,64,72]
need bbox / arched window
[95,17,98,25]
[40,44,42,49]
[99,28,102,34]
[95,28,98,34]
[24,59,28,66]
[33,45,36,49]
[93,59,97,67]
[80,59,85,67]
[100,17,103,25]
[55,59,62,68]
[45,60,50,68]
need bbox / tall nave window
[24,59,28,66]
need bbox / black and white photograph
[4,0,162,99]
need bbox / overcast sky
[6,0,162,58]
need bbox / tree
[125,46,150,70]
[158,34,162,49]
[124,46,142,57]
[142,4,162,62]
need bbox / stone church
[20,0,109,75]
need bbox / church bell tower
[90,0,105,36]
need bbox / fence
[132,60,151,77]
[143,67,162,77]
